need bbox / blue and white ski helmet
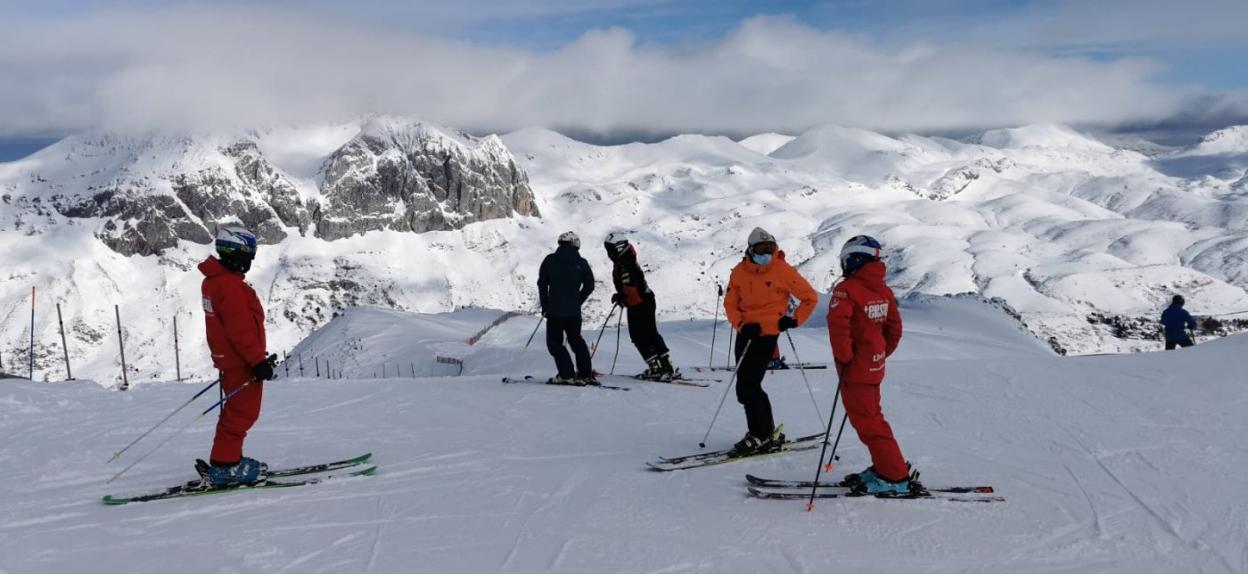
[215,226,258,259]
[840,235,882,276]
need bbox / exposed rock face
[13,119,540,256]
[317,120,538,240]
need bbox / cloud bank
[0,5,1242,137]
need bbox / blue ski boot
[196,457,268,488]
[853,473,911,496]
[841,466,878,488]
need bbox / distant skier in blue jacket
[1160,295,1197,350]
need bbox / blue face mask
[751,252,772,266]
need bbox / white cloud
[0,6,1227,137]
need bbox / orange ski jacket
[724,251,818,336]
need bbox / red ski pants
[841,382,907,481]
[210,368,263,465]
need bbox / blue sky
[1,0,1246,156]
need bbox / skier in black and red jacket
[604,232,678,381]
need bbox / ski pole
[589,304,619,359]
[699,339,752,448]
[524,316,545,350]
[106,378,257,484]
[499,314,544,381]
[785,330,824,425]
[610,309,623,375]
[807,374,845,511]
[106,378,220,463]
[709,284,722,368]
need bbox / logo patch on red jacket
[202,297,214,314]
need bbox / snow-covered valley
[1,298,1245,573]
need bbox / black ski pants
[1165,337,1194,350]
[734,332,779,439]
[547,316,593,379]
[626,298,669,361]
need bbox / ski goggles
[750,241,778,255]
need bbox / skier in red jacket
[826,235,911,495]
[197,227,276,488]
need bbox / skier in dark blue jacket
[1160,295,1198,350]
[537,231,596,384]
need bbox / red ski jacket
[826,261,902,385]
[199,257,267,370]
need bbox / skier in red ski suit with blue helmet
[197,226,276,488]
[826,235,911,495]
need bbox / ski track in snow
[1,300,1247,572]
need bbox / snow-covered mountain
[3,119,1248,385]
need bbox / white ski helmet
[604,230,630,249]
[840,235,883,276]
[747,227,776,248]
[558,230,581,248]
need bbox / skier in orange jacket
[723,227,818,456]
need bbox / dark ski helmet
[215,226,258,273]
[1172,294,1185,306]
[840,235,882,277]
[604,231,631,260]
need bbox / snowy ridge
[4,120,1248,385]
[2,301,1246,572]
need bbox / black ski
[745,474,995,494]
[746,486,1005,503]
[610,373,712,387]
[501,375,630,391]
[689,362,828,373]
[647,433,826,472]
[658,432,825,464]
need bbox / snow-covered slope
[4,120,1248,386]
[737,132,795,155]
[2,302,1245,573]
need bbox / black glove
[611,293,626,306]
[739,323,762,338]
[540,308,548,318]
[251,354,278,381]
[778,316,798,332]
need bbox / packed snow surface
[2,298,1245,573]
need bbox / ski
[744,474,995,494]
[648,433,827,472]
[103,466,377,505]
[746,486,1005,503]
[689,362,828,373]
[608,374,712,387]
[268,452,374,478]
[658,432,825,464]
[501,375,630,391]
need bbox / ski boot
[655,354,677,382]
[767,357,789,370]
[728,425,785,457]
[574,374,599,386]
[840,466,879,488]
[195,457,268,489]
[851,473,911,496]
[548,375,579,386]
[636,355,663,380]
